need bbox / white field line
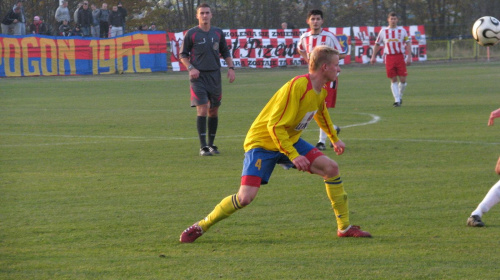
[341,113,381,128]
[1,113,499,147]
[347,138,500,145]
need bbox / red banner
[168,27,352,71]
[0,31,167,77]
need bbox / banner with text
[0,31,167,77]
[352,25,427,63]
[168,27,352,71]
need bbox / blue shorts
[241,138,323,187]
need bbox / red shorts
[324,78,338,108]
[384,54,407,78]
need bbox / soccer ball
[472,16,500,46]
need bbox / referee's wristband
[228,67,235,70]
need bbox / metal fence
[426,39,499,61]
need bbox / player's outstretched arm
[488,108,500,126]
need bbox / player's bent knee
[324,159,339,178]
[311,156,339,177]
[237,183,260,206]
[237,193,255,206]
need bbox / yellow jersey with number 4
[244,74,339,161]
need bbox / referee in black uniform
[180,3,236,156]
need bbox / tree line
[1,0,499,39]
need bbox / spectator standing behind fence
[55,1,71,24]
[370,12,412,107]
[59,19,71,36]
[1,6,21,35]
[77,1,92,37]
[99,3,109,38]
[117,2,127,32]
[13,1,26,35]
[108,6,123,37]
[74,2,83,24]
[30,16,47,35]
[90,4,100,37]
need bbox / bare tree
[1,0,499,38]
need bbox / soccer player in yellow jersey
[180,45,371,243]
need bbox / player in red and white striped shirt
[298,9,346,151]
[370,12,412,107]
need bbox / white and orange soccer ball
[472,16,500,46]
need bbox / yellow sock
[325,176,350,230]
[198,194,244,232]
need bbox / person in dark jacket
[108,5,123,37]
[98,3,109,38]
[12,1,26,35]
[1,6,21,35]
[77,1,92,37]
[30,16,47,35]
[72,24,83,37]
[117,2,127,31]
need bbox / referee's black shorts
[190,69,222,108]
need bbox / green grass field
[1,61,500,279]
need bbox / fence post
[448,40,452,61]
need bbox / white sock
[339,225,352,233]
[318,129,327,143]
[471,179,500,217]
[399,82,407,98]
[391,82,400,103]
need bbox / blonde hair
[309,45,339,71]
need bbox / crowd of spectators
[55,0,127,37]
[1,1,157,38]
